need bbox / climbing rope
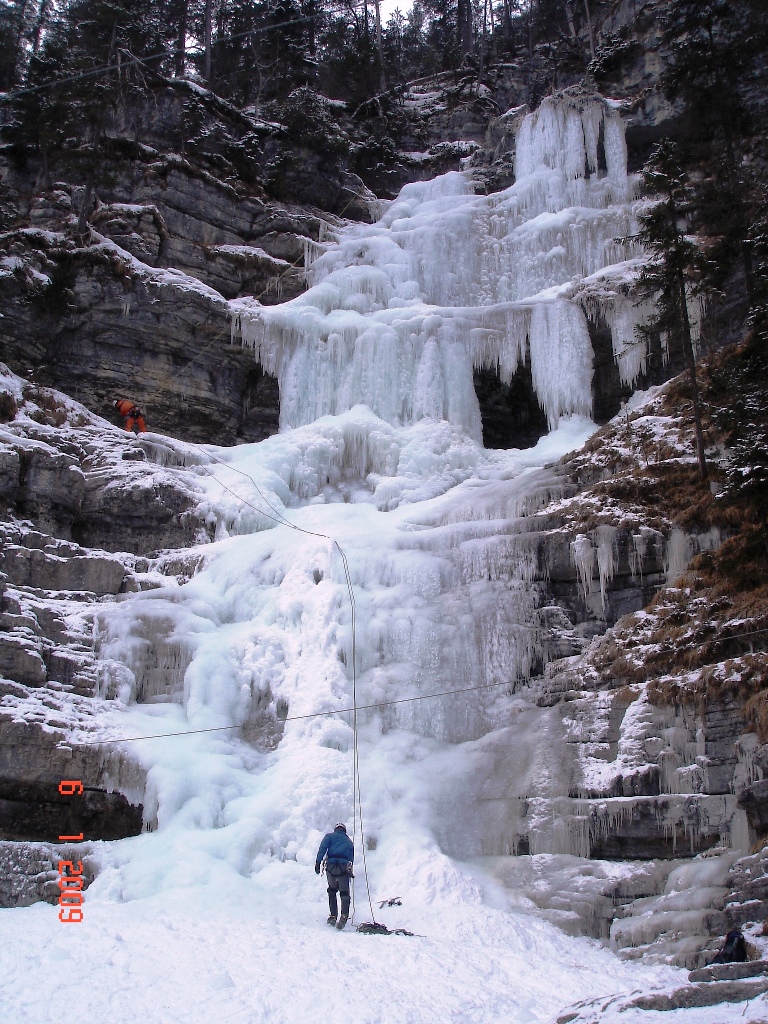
[85,676,519,742]
[142,445,380,923]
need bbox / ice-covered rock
[234,91,650,438]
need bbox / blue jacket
[316,830,354,868]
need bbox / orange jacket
[116,399,141,417]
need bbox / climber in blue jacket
[315,823,354,930]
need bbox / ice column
[234,90,648,440]
[529,301,594,428]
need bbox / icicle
[629,530,647,582]
[603,109,629,191]
[570,534,595,600]
[665,529,691,585]
[529,301,593,428]
[595,525,617,612]
[581,104,602,177]
[606,299,647,387]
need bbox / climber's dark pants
[327,865,351,918]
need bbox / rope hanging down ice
[144,449,381,924]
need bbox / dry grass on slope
[555,333,768,716]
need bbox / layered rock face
[0,840,97,909]
[0,76,381,445]
[0,246,276,445]
[0,377,212,877]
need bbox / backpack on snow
[710,929,748,965]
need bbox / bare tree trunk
[479,0,487,75]
[582,0,595,60]
[308,0,316,57]
[76,168,95,239]
[13,0,30,53]
[457,0,472,56]
[37,138,52,191]
[502,0,513,54]
[527,1,534,102]
[10,0,32,84]
[175,0,187,77]
[32,0,50,54]
[677,269,708,482]
[564,0,578,43]
[373,0,386,92]
[204,0,212,83]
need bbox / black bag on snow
[710,929,748,965]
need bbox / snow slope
[0,887,688,1024]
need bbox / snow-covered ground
[0,883,684,1024]
[2,848,764,1022]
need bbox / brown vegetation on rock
[555,334,768,717]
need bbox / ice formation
[232,92,648,436]
[69,91,740,894]
[568,524,622,616]
[5,94,743,1022]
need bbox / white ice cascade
[233,91,649,436]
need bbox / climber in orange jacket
[114,398,147,433]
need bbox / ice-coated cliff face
[0,91,757,1020]
[71,92,745,904]
[233,92,647,436]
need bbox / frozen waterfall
[85,91,669,898]
[3,88,747,1024]
[233,91,648,435]
[42,91,723,1022]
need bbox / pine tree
[661,0,768,303]
[0,0,48,89]
[711,326,768,561]
[635,141,709,482]
[320,2,379,102]
[9,0,172,230]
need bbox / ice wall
[90,424,602,892]
[233,91,649,438]
[76,94,718,928]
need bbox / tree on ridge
[635,141,709,483]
